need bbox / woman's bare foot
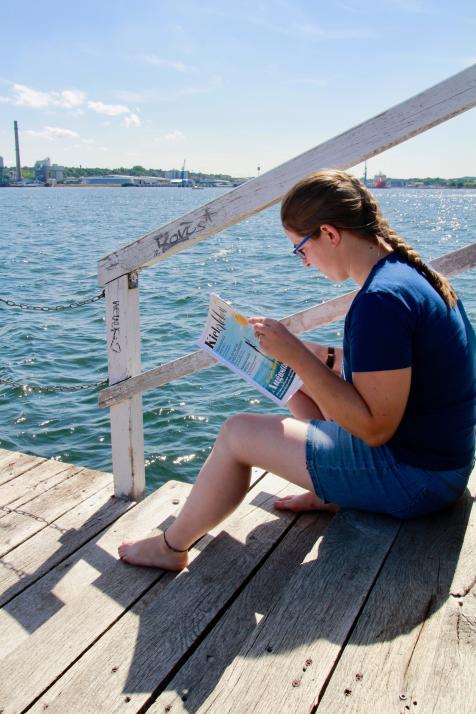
[274,491,340,513]
[118,533,189,571]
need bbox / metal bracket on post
[128,271,139,289]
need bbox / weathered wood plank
[98,243,476,409]
[28,474,301,713]
[97,65,476,286]
[0,480,190,684]
[0,468,264,608]
[0,467,110,557]
[106,274,146,499]
[0,450,32,467]
[0,459,80,511]
[315,469,476,714]
[0,451,46,487]
[402,585,476,714]
[0,483,133,608]
[194,510,401,713]
[150,505,331,713]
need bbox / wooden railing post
[105,272,145,500]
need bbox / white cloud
[11,83,87,109]
[13,83,52,108]
[164,130,184,141]
[143,55,199,74]
[124,113,141,128]
[26,126,80,140]
[60,89,86,108]
[88,100,131,116]
[5,83,145,128]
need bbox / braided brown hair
[281,169,457,308]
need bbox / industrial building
[80,175,171,186]
[34,158,64,184]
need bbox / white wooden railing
[97,64,476,500]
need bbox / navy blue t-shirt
[342,254,476,470]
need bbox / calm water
[1,186,475,493]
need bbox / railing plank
[97,64,476,287]
[98,243,476,409]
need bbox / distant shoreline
[2,184,476,190]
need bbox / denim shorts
[306,420,474,520]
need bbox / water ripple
[1,186,475,489]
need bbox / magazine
[197,293,303,406]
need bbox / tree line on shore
[2,165,476,188]
[3,165,244,183]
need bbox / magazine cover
[197,293,303,407]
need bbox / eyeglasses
[291,229,320,259]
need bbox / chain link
[0,290,105,312]
[0,376,108,393]
[0,289,107,391]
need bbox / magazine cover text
[198,294,303,406]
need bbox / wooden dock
[0,446,474,713]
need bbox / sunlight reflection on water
[1,186,475,490]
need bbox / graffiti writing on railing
[110,300,121,354]
[153,207,216,257]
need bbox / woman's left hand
[248,317,303,365]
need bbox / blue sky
[1,0,475,177]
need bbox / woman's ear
[320,224,341,245]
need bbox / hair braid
[362,188,458,308]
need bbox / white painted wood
[105,274,145,499]
[98,243,476,409]
[97,64,476,286]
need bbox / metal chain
[0,290,105,312]
[0,289,106,391]
[0,376,108,393]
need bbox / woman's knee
[218,413,260,462]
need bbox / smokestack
[14,120,22,181]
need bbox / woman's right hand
[248,317,304,366]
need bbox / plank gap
[312,519,404,712]
[20,568,173,714]
[138,513,301,713]
[0,478,114,559]
[0,493,137,609]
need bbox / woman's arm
[249,318,410,446]
[302,340,343,375]
[288,341,343,421]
